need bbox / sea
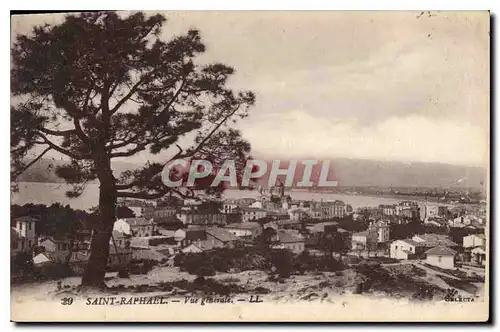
[11,182,437,211]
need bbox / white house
[33,251,89,266]
[425,246,457,269]
[173,229,186,242]
[288,208,306,220]
[470,246,486,266]
[225,222,263,239]
[419,204,439,221]
[412,233,458,247]
[128,206,144,217]
[240,207,267,222]
[319,200,346,218]
[33,252,52,265]
[38,237,88,253]
[351,231,377,251]
[11,216,37,255]
[463,233,486,248]
[221,202,239,214]
[307,208,323,220]
[250,201,264,209]
[389,239,428,259]
[368,220,390,243]
[181,242,204,253]
[114,218,155,237]
[380,205,396,216]
[273,230,305,254]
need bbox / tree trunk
[81,153,116,288]
[64,238,75,266]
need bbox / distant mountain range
[15,157,487,190]
[314,158,486,189]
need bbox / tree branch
[11,146,52,180]
[110,73,153,114]
[73,117,90,143]
[110,143,146,158]
[38,127,75,137]
[116,187,194,200]
[108,79,186,151]
[182,103,241,159]
[36,133,87,160]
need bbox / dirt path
[412,262,476,297]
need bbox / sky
[11,11,490,167]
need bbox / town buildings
[38,237,88,252]
[380,204,396,216]
[368,220,391,243]
[351,230,377,252]
[289,208,308,220]
[463,233,486,248]
[425,246,457,269]
[273,230,305,253]
[11,193,488,282]
[11,216,37,255]
[419,204,448,221]
[240,207,267,222]
[114,217,156,237]
[143,206,177,220]
[181,227,240,253]
[225,222,263,239]
[320,200,346,218]
[176,210,227,226]
[470,246,486,266]
[390,239,423,260]
[221,202,239,214]
[390,233,459,263]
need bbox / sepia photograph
[9,10,490,322]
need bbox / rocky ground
[11,262,486,305]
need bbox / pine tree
[11,12,255,287]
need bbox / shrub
[36,263,73,280]
[118,269,130,278]
[173,252,185,267]
[175,247,272,276]
[254,286,271,294]
[334,280,344,287]
[219,277,241,283]
[412,284,436,301]
[11,252,39,282]
[270,250,294,278]
[128,259,156,275]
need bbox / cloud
[241,109,487,166]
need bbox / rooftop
[153,215,182,225]
[309,221,339,233]
[184,240,219,252]
[425,246,457,256]
[240,207,266,212]
[14,216,39,223]
[413,233,458,247]
[44,251,89,263]
[277,230,304,243]
[119,217,152,227]
[398,239,427,247]
[206,228,240,243]
[225,222,261,230]
[469,233,486,239]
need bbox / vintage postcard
[10,11,490,322]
